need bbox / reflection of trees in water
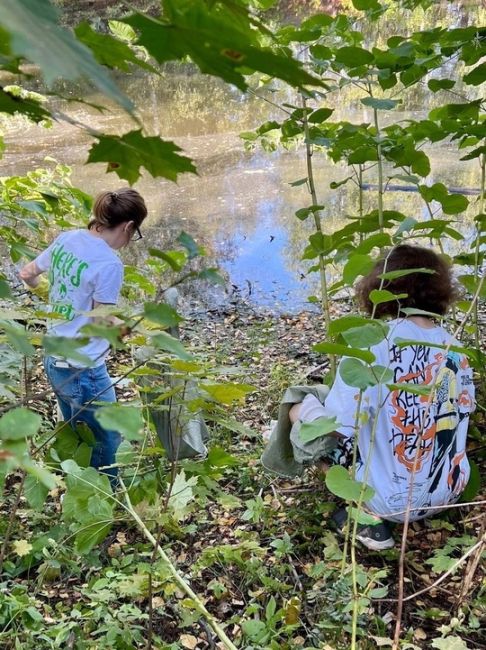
[119,73,289,139]
[277,151,481,298]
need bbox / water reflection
[1,4,484,313]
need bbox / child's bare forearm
[19,261,42,288]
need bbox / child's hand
[26,276,49,301]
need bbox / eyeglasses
[131,226,143,241]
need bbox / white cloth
[299,393,328,422]
[322,319,475,522]
[35,230,123,366]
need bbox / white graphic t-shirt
[35,230,124,367]
[323,319,475,522]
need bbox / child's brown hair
[89,188,147,231]
[355,244,457,318]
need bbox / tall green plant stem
[349,382,382,650]
[119,478,238,650]
[373,107,384,234]
[473,152,485,354]
[358,164,364,244]
[0,471,26,574]
[340,390,363,576]
[301,96,335,379]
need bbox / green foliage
[74,21,157,73]
[325,465,374,502]
[87,130,197,184]
[61,460,114,553]
[95,405,144,441]
[1,0,133,111]
[125,0,323,92]
[0,2,484,649]
[299,416,338,443]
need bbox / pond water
[1,3,484,313]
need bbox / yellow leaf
[284,596,301,624]
[13,539,33,557]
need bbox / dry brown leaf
[180,634,199,649]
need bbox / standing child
[283,245,475,549]
[20,188,147,480]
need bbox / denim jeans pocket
[45,357,82,405]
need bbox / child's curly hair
[355,244,457,318]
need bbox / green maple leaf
[0,87,49,122]
[1,0,132,112]
[87,130,197,184]
[74,22,157,73]
[125,0,323,92]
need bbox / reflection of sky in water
[217,197,314,311]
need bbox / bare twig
[381,532,486,604]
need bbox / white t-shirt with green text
[35,230,124,366]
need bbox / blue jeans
[44,356,121,480]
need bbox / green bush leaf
[178,231,204,259]
[308,107,334,123]
[75,497,114,553]
[361,97,399,110]
[242,619,268,642]
[167,469,198,521]
[24,474,50,510]
[328,316,373,336]
[143,302,183,328]
[325,465,374,501]
[440,193,469,215]
[43,335,92,365]
[463,61,486,86]
[340,359,393,389]
[126,4,323,92]
[386,383,432,396]
[310,44,332,60]
[0,87,50,122]
[427,78,455,92]
[343,254,375,284]
[352,0,381,9]
[0,321,35,356]
[87,130,197,185]
[369,289,408,305]
[150,332,192,359]
[299,416,338,443]
[460,459,480,503]
[342,322,388,348]
[335,46,374,66]
[313,341,375,363]
[0,279,11,299]
[95,405,144,441]
[207,446,239,468]
[202,383,255,404]
[0,407,42,440]
[378,267,435,281]
[61,461,113,502]
[149,248,186,271]
[431,637,469,650]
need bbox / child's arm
[19,260,44,288]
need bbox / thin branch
[119,477,238,650]
[381,532,486,604]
